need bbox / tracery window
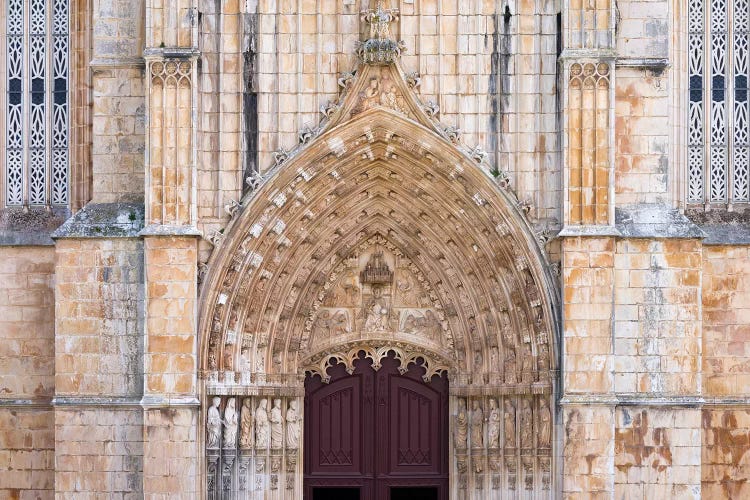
[688,0,750,204]
[4,0,69,206]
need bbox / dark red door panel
[389,378,440,472]
[306,358,371,477]
[305,351,448,500]
[309,377,360,474]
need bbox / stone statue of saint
[539,398,551,447]
[255,399,270,449]
[454,398,468,449]
[424,310,442,341]
[487,398,501,449]
[520,398,533,449]
[286,400,301,449]
[470,399,483,449]
[206,396,222,448]
[504,399,516,448]
[240,348,252,384]
[239,398,253,449]
[270,398,284,449]
[223,398,238,448]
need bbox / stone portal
[198,20,559,497]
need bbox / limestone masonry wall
[54,238,144,498]
[0,247,55,499]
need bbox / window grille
[688,0,750,204]
[4,0,69,207]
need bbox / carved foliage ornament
[358,1,406,65]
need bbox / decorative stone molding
[145,56,198,226]
[303,341,450,383]
[149,59,192,87]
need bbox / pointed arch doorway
[198,51,561,498]
[304,350,449,500]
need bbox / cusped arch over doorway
[198,60,560,498]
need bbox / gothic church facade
[0,0,749,498]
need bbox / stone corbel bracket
[303,340,451,383]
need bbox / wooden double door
[304,351,449,500]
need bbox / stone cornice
[140,395,201,409]
[51,203,144,239]
[558,49,617,62]
[0,398,53,409]
[89,56,146,70]
[615,57,670,70]
[561,394,705,407]
[138,224,202,237]
[52,396,144,408]
[143,48,200,59]
[557,225,621,237]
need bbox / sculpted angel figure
[395,273,414,304]
[223,398,238,448]
[470,399,484,449]
[312,310,332,338]
[206,396,222,448]
[270,398,284,449]
[286,400,301,449]
[454,398,468,449]
[331,311,351,336]
[357,77,381,111]
[239,398,253,449]
[341,269,359,303]
[487,398,501,449]
[255,399,270,449]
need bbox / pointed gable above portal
[286,0,501,178]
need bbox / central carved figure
[306,238,452,357]
[364,285,389,331]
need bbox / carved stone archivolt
[198,104,559,386]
